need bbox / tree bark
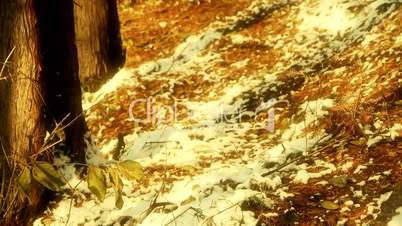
[0,0,45,224]
[35,0,87,163]
[0,0,87,224]
[74,0,125,92]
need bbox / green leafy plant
[87,160,144,209]
[87,165,107,202]
[17,161,66,197]
[16,159,144,209]
[32,161,66,191]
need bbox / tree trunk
[35,0,87,163]
[74,0,125,92]
[0,0,46,224]
[0,0,86,224]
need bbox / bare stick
[164,207,205,226]
[65,179,84,226]
[137,142,171,224]
[201,202,240,226]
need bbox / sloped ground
[35,0,401,225]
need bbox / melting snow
[388,206,402,226]
[33,0,402,225]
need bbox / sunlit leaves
[86,160,143,209]
[32,161,65,191]
[115,190,124,209]
[21,158,143,210]
[109,168,124,209]
[117,160,144,180]
[87,166,107,202]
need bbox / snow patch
[388,206,402,226]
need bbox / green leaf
[109,168,125,209]
[118,160,143,181]
[17,167,32,200]
[108,168,124,209]
[109,168,123,191]
[115,190,124,209]
[32,161,65,191]
[87,166,107,202]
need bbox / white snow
[297,0,360,36]
[367,123,402,147]
[366,192,393,220]
[82,68,138,110]
[33,0,402,225]
[368,175,381,182]
[388,206,402,226]
[281,99,334,140]
[293,161,336,184]
[230,34,255,45]
[354,165,367,174]
[341,161,354,172]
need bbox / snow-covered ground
[35,0,402,225]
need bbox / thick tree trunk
[0,0,87,224]
[0,0,45,224]
[74,0,125,92]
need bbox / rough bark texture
[74,0,125,92]
[35,0,87,163]
[0,0,87,224]
[0,0,45,224]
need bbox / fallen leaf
[321,200,339,210]
[329,175,348,188]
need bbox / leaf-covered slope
[35,0,401,225]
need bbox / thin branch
[201,202,240,226]
[137,137,174,224]
[32,113,71,159]
[164,207,205,226]
[65,179,84,226]
[0,139,11,167]
[3,188,18,217]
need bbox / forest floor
[35,0,401,225]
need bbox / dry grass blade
[0,140,18,218]
[0,47,15,81]
[164,207,205,226]
[201,202,240,226]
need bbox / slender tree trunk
[0,0,45,224]
[35,0,87,163]
[74,0,125,92]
